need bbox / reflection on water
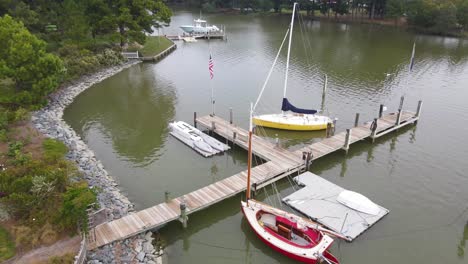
[65,65,176,166]
[459,221,468,258]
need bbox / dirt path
[10,235,81,264]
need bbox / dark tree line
[171,0,468,34]
[0,0,172,48]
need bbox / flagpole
[404,41,416,98]
[209,54,215,116]
[211,77,215,116]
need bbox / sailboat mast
[282,2,297,113]
[246,103,253,202]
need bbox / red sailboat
[241,102,340,263]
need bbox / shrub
[96,49,123,66]
[0,226,15,262]
[43,138,68,161]
[13,108,29,122]
[56,182,96,232]
[7,141,23,158]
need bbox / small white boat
[337,190,380,216]
[169,121,230,157]
[169,121,213,153]
[180,19,220,34]
[182,36,197,42]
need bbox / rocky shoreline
[31,60,163,263]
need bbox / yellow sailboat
[252,4,331,131]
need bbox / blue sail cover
[281,98,317,114]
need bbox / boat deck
[88,103,421,250]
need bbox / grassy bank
[0,226,15,262]
[139,36,173,57]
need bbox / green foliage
[0,15,64,108]
[7,141,23,158]
[43,138,68,161]
[0,153,76,222]
[138,36,173,57]
[0,226,15,262]
[57,45,124,81]
[456,0,468,30]
[386,0,405,18]
[254,0,274,12]
[407,0,460,34]
[57,181,96,232]
[202,2,216,13]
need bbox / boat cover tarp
[283,172,389,241]
[281,98,317,114]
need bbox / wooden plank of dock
[89,102,421,250]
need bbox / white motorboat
[169,121,213,153]
[180,19,220,34]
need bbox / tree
[455,0,468,30]
[103,0,172,48]
[386,0,405,24]
[0,15,63,107]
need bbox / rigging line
[253,27,290,111]
[297,8,314,79]
[272,181,283,209]
[190,238,264,253]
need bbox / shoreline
[32,61,139,220]
[31,60,165,263]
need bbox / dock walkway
[88,101,421,250]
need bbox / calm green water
[64,10,468,264]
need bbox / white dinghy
[337,190,380,216]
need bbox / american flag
[208,55,214,79]
[409,42,416,72]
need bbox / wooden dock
[87,100,421,250]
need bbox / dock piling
[179,198,188,228]
[229,107,233,124]
[326,122,332,138]
[371,118,378,142]
[415,100,423,123]
[211,121,216,131]
[399,96,405,110]
[193,112,197,128]
[343,129,351,153]
[354,113,360,127]
[379,104,384,118]
[164,191,170,203]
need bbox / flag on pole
[208,55,214,79]
[409,42,416,72]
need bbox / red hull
[242,205,338,264]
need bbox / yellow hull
[253,117,328,131]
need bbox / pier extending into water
[87,98,422,250]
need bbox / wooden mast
[246,103,253,203]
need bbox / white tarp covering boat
[283,171,389,241]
